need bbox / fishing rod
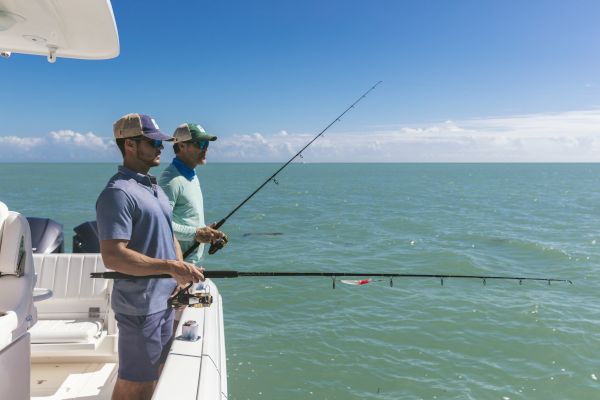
[91,270,572,289]
[184,81,383,258]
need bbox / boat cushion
[29,319,103,344]
[0,202,8,233]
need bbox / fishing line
[184,81,383,258]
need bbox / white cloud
[50,130,112,150]
[0,130,117,162]
[2,109,600,162]
[209,108,600,162]
[0,136,44,148]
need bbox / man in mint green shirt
[158,123,225,266]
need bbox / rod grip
[90,271,171,279]
[90,270,240,279]
[182,242,200,258]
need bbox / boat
[0,1,227,399]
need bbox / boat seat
[31,254,115,356]
[0,206,37,343]
[0,202,38,399]
[29,319,103,344]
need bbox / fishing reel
[208,234,229,255]
[168,283,213,308]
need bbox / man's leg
[113,309,175,400]
[159,309,176,377]
[112,378,154,400]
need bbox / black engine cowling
[26,217,64,253]
[73,220,100,253]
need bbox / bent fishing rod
[184,81,383,258]
[91,270,572,289]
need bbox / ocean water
[1,163,599,399]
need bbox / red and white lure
[340,279,383,286]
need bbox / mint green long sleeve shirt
[158,163,205,265]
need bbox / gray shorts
[115,308,174,382]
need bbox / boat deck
[31,362,117,400]
[23,254,227,400]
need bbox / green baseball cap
[173,123,217,143]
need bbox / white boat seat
[0,208,37,341]
[31,254,115,357]
[29,319,103,344]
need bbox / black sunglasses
[130,136,163,149]
[192,140,209,150]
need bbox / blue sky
[1,0,600,162]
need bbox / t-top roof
[0,0,119,62]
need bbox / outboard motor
[73,220,100,253]
[26,217,64,253]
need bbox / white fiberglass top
[0,0,119,62]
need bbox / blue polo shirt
[96,166,177,315]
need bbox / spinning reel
[168,282,213,308]
[208,234,229,255]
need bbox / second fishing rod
[183,81,383,258]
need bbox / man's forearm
[174,235,183,261]
[100,240,174,276]
[172,220,200,242]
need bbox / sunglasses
[192,140,209,150]
[131,137,163,149]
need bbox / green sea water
[1,163,598,399]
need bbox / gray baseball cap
[113,113,173,141]
[173,123,217,143]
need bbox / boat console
[0,201,38,399]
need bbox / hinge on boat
[89,307,101,319]
[15,236,26,277]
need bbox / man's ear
[124,138,135,150]
[123,138,139,157]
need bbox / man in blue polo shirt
[96,113,204,400]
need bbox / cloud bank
[0,130,118,162]
[212,109,600,162]
[1,109,600,162]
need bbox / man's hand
[195,225,226,244]
[168,261,204,285]
[170,283,189,310]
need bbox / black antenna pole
[184,81,383,258]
